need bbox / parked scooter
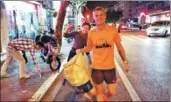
[35,31,61,72]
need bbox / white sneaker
[1,74,10,78]
[20,74,31,79]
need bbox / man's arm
[115,40,127,61]
[79,34,93,53]
[63,31,77,38]
[115,32,129,72]
[63,25,77,37]
[30,48,41,72]
[30,48,38,65]
[114,31,127,61]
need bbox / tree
[69,0,87,30]
[54,1,68,51]
[106,6,123,25]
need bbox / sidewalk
[0,39,71,101]
[0,52,55,101]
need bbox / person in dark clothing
[63,22,92,62]
[62,22,92,86]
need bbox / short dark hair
[82,22,91,30]
[36,41,44,48]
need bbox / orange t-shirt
[80,24,121,70]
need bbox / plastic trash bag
[63,53,93,86]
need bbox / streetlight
[69,0,87,30]
[86,15,89,19]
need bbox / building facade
[115,1,138,23]
[0,1,55,55]
[136,1,170,24]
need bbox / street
[1,1,170,101]
[42,31,170,101]
[116,31,170,101]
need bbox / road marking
[115,58,141,101]
[29,58,67,101]
[122,36,138,42]
[138,35,147,39]
[129,35,144,41]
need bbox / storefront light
[165,13,170,17]
[140,12,145,16]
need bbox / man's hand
[123,61,129,73]
[76,49,81,54]
[64,24,74,33]
[35,64,41,73]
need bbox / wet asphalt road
[115,31,170,101]
[42,31,170,101]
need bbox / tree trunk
[55,1,68,52]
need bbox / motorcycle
[36,31,61,72]
[40,48,61,72]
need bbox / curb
[28,58,67,101]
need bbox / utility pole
[69,0,87,30]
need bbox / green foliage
[106,8,123,24]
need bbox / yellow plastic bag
[63,53,92,86]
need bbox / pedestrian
[63,22,91,63]
[76,6,129,101]
[1,38,44,79]
[63,22,94,101]
[62,22,92,85]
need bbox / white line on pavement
[122,36,137,42]
[115,58,141,101]
[129,35,144,41]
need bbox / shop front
[4,1,40,41]
[146,10,170,23]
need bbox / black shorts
[91,68,116,84]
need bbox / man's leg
[11,49,29,79]
[95,84,106,101]
[106,83,117,99]
[1,55,13,78]
[22,51,28,63]
[104,68,117,100]
[91,69,106,101]
[83,86,96,100]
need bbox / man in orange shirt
[77,7,129,101]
